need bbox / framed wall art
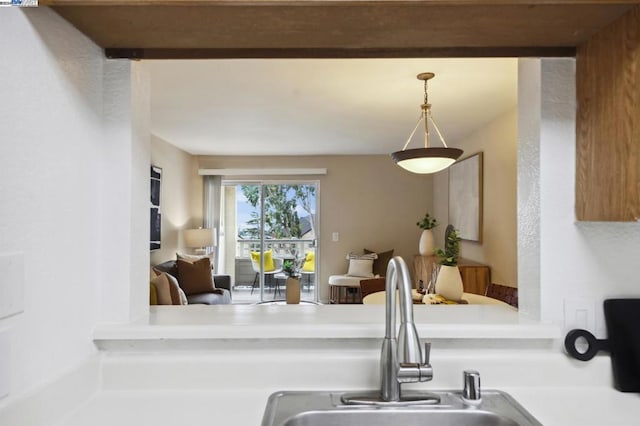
[150,165,162,251]
[448,152,483,242]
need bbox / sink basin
[261,390,542,426]
[284,409,519,426]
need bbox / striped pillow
[346,252,378,260]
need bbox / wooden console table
[413,255,491,296]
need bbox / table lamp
[184,228,216,256]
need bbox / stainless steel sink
[261,390,542,426]
[262,260,542,426]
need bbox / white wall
[0,9,148,399]
[197,155,432,301]
[149,135,200,265]
[100,60,150,323]
[517,59,543,320]
[536,59,640,336]
[433,108,518,287]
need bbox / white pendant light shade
[392,148,463,174]
[392,72,463,174]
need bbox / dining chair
[359,277,386,300]
[485,283,518,308]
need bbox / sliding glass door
[222,180,318,303]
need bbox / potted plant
[416,213,438,256]
[282,258,302,304]
[434,227,464,301]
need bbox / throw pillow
[176,257,215,295]
[177,252,206,262]
[150,273,173,305]
[302,251,315,272]
[364,248,395,277]
[164,272,184,305]
[164,272,189,305]
[149,283,158,305]
[347,259,375,278]
[153,260,178,277]
[346,252,377,278]
[178,287,189,305]
[346,252,378,261]
[250,249,276,271]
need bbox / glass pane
[228,182,318,304]
[234,184,264,303]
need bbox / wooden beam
[576,5,640,221]
[51,3,633,52]
[105,46,576,59]
[40,1,640,5]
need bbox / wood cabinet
[414,255,491,296]
[576,6,640,221]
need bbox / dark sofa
[154,260,232,305]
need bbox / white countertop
[1,303,636,426]
[82,305,640,426]
[94,304,560,341]
[57,385,640,426]
[73,337,637,426]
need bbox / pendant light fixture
[391,72,463,174]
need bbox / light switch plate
[0,253,25,320]
[332,232,339,242]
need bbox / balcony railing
[236,238,315,259]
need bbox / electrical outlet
[332,232,339,242]
[563,298,596,334]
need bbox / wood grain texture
[576,5,640,221]
[458,261,491,295]
[50,3,633,53]
[40,1,640,5]
[104,46,576,59]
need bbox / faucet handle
[423,342,431,364]
[462,370,482,404]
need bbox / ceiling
[51,1,634,157]
[148,58,518,156]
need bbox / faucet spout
[380,256,433,402]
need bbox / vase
[286,277,301,304]
[435,265,463,301]
[418,229,435,256]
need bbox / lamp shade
[184,228,215,248]
[392,147,463,174]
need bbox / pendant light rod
[401,112,425,151]
[420,73,433,149]
[423,104,430,148]
[427,111,449,148]
[402,71,447,151]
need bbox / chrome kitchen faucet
[379,256,433,401]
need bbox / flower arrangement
[416,213,438,230]
[435,226,461,266]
